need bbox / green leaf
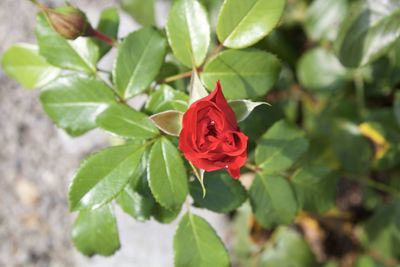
[190,170,247,213]
[361,203,400,260]
[94,7,119,58]
[335,0,400,67]
[174,213,230,267]
[189,69,209,104]
[1,43,61,89]
[202,49,281,99]
[394,91,400,127]
[255,120,309,175]
[117,182,155,221]
[250,174,298,228]
[150,110,183,136]
[229,100,269,122]
[297,48,349,91]
[40,75,116,136]
[72,205,120,256]
[121,0,155,26]
[216,0,285,49]
[292,165,337,213]
[96,104,159,139]
[113,27,167,99]
[145,84,189,113]
[304,0,347,41]
[166,0,210,67]
[35,13,98,73]
[148,138,188,211]
[152,202,181,224]
[68,143,146,211]
[258,227,317,267]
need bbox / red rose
[178,81,248,179]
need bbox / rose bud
[178,81,248,179]
[44,6,91,40]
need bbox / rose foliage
[2,0,400,266]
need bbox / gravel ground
[0,1,228,266]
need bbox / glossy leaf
[202,49,281,99]
[229,100,269,122]
[216,0,285,48]
[94,7,119,58]
[335,0,400,67]
[40,75,116,136]
[148,138,188,211]
[145,84,189,113]
[292,165,337,213]
[121,0,155,26]
[190,170,247,213]
[113,27,167,99]
[152,203,181,224]
[166,0,210,67]
[35,13,98,73]
[255,120,309,174]
[174,213,230,267]
[304,0,347,41]
[150,110,183,136]
[68,143,146,211]
[72,205,120,256]
[258,227,317,267]
[96,104,159,139]
[297,48,348,91]
[249,174,298,228]
[117,183,155,221]
[1,43,61,89]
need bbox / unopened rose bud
[44,6,91,40]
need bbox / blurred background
[0,0,229,266]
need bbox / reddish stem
[87,27,116,47]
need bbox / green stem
[355,73,366,117]
[159,71,193,84]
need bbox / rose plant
[2,0,400,266]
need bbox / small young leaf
[35,13,98,73]
[1,43,61,89]
[114,27,167,99]
[190,170,247,213]
[94,7,119,58]
[202,49,281,99]
[145,84,189,113]
[121,0,155,26]
[228,100,270,122]
[255,120,309,174]
[174,213,230,267]
[166,0,210,67]
[40,75,116,136]
[96,104,159,139]
[189,69,209,104]
[216,0,285,48]
[68,143,146,211]
[150,110,183,136]
[249,174,298,228]
[72,205,120,256]
[148,138,188,211]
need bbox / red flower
[178,81,248,179]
